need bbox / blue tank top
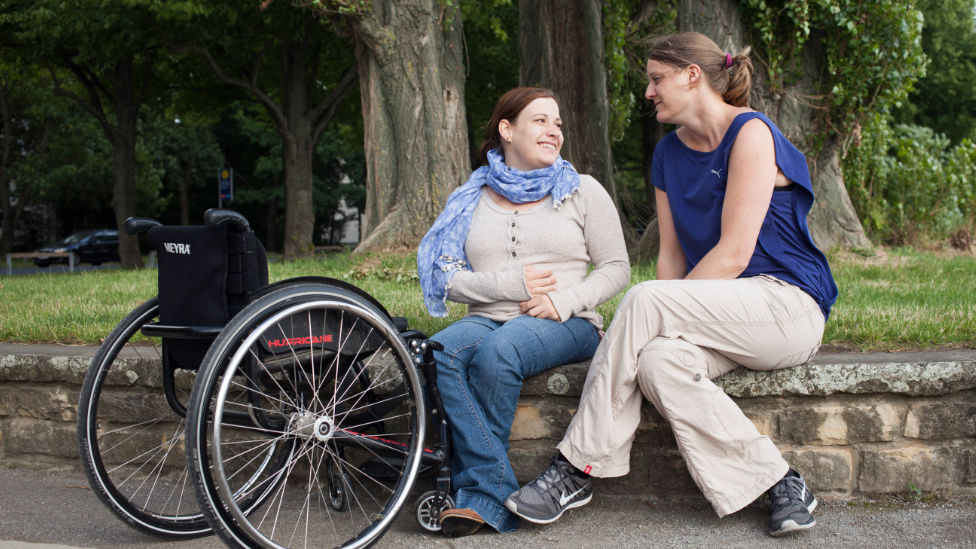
[651,111,838,319]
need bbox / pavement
[0,467,973,549]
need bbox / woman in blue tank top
[507,32,837,538]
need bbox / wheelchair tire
[76,298,211,538]
[186,282,427,549]
[78,298,290,539]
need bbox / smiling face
[645,59,692,124]
[498,97,563,171]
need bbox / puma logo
[711,169,723,179]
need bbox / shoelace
[535,457,573,493]
[769,475,804,506]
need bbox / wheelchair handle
[204,208,250,232]
[124,217,162,235]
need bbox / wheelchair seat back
[148,224,268,369]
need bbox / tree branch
[311,64,358,143]
[177,44,287,130]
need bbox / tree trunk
[517,0,638,245]
[279,31,316,260]
[179,159,190,226]
[281,129,316,258]
[186,12,357,260]
[678,0,871,250]
[351,0,468,252]
[0,84,15,256]
[108,56,143,269]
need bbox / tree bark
[106,57,141,267]
[518,0,638,246]
[678,0,871,250]
[351,0,468,252]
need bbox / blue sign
[219,168,233,203]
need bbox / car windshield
[57,232,93,245]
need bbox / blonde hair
[648,32,754,108]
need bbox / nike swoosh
[559,487,585,506]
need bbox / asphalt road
[0,468,973,549]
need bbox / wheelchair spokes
[187,289,427,549]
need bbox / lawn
[0,247,972,351]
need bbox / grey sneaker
[505,454,592,524]
[768,469,817,536]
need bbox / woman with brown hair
[506,32,837,537]
[417,87,629,536]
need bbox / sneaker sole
[504,493,592,525]
[770,517,816,537]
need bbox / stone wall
[1,343,974,500]
[508,351,976,499]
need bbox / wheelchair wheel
[76,298,209,537]
[186,283,427,549]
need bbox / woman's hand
[520,294,561,321]
[524,265,556,295]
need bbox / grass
[0,247,972,351]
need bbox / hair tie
[725,53,733,69]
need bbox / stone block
[508,444,558,483]
[717,359,976,398]
[963,446,976,485]
[510,396,578,441]
[858,446,956,493]
[843,403,902,443]
[0,354,90,384]
[742,407,776,439]
[6,418,78,459]
[903,397,976,440]
[781,447,854,493]
[0,384,78,421]
[520,362,588,398]
[780,403,902,445]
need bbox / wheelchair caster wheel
[415,491,454,532]
[327,458,353,511]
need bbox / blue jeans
[432,315,600,532]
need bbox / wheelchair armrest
[124,217,162,235]
[205,208,250,232]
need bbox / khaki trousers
[557,275,825,517]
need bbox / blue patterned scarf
[418,148,580,317]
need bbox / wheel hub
[289,412,336,441]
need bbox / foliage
[893,0,976,144]
[603,0,676,143]
[459,0,519,164]
[604,0,677,230]
[740,0,927,148]
[844,117,976,245]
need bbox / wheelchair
[77,209,455,548]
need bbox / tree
[0,70,43,255]
[0,1,201,267]
[518,0,624,226]
[179,1,358,259]
[318,0,469,252]
[681,0,926,249]
[895,0,976,143]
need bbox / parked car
[34,230,121,267]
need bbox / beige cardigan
[447,175,630,329]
